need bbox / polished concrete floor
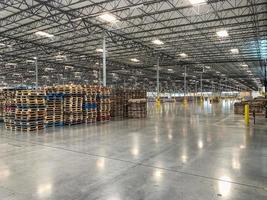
[0,100,267,200]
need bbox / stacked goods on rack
[0,90,4,122]
[3,88,17,130]
[83,85,97,123]
[97,86,111,122]
[63,85,84,125]
[234,98,267,115]
[128,98,147,118]
[45,86,64,127]
[14,90,46,131]
[110,89,124,118]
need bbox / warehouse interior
[0,0,267,199]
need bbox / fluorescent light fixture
[6,63,17,66]
[168,69,173,71]
[230,48,239,54]
[65,65,73,70]
[26,60,35,63]
[179,53,188,58]
[205,66,210,69]
[216,30,229,38]
[130,58,140,62]
[0,43,5,46]
[71,17,82,22]
[152,39,164,45]
[35,31,54,38]
[99,13,118,23]
[241,64,248,67]
[55,54,66,60]
[188,0,207,5]
[96,48,104,53]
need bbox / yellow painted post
[244,104,249,125]
[156,96,161,107]
[183,96,188,105]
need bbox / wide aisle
[0,101,266,200]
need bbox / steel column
[35,57,38,89]
[156,57,160,96]
[184,66,187,97]
[103,33,106,87]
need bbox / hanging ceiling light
[152,39,164,45]
[96,48,104,53]
[230,48,239,54]
[179,53,188,58]
[35,31,54,38]
[99,13,118,23]
[216,30,229,38]
[130,58,140,62]
[188,0,207,5]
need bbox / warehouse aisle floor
[0,100,267,200]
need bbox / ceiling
[0,0,266,92]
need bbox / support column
[264,59,267,118]
[156,57,160,106]
[156,57,160,96]
[35,57,38,89]
[195,81,198,102]
[184,66,187,103]
[103,33,106,87]
[200,72,203,102]
[245,104,250,126]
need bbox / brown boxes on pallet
[110,89,147,118]
[234,98,267,115]
[128,98,147,118]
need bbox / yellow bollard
[183,96,188,105]
[244,104,249,126]
[156,97,161,107]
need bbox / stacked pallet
[110,89,147,118]
[123,89,146,117]
[3,89,17,130]
[110,89,124,118]
[128,98,147,118]
[14,90,46,131]
[44,86,65,127]
[83,85,97,123]
[63,85,84,125]
[0,90,4,122]
[97,86,111,122]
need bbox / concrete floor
[0,100,267,200]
